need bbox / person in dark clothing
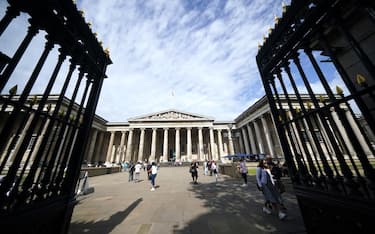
[207,160,212,176]
[146,163,152,180]
[190,160,199,184]
[128,161,135,182]
[267,157,287,211]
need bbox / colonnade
[85,126,235,164]
[236,106,371,160]
[236,112,279,156]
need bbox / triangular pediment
[128,109,213,122]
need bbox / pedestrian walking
[190,160,199,184]
[268,158,287,211]
[204,160,208,176]
[128,161,135,182]
[143,161,148,171]
[146,162,152,180]
[211,161,218,183]
[207,160,212,176]
[238,158,248,186]
[134,162,142,183]
[256,159,271,213]
[149,162,158,191]
[257,159,286,220]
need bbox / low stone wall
[219,163,241,178]
[82,166,121,177]
[219,162,259,178]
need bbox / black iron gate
[0,0,111,233]
[257,0,374,233]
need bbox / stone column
[227,128,235,155]
[253,120,265,153]
[209,127,216,160]
[137,128,145,162]
[261,115,275,156]
[187,127,192,161]
[175,128,181,161]
[247,123,256,154]
[217,129,224,159]
[332,111,355,155]
[28,119,50,164]
[150,128,157,162]
[119,131,126,162]
[241,127,251,154]
[87,129,98,163]
[345,110,372,155]
[106,131,115,163]
[8,113,35,163]
[238,131,245,153]
[163,128,169,162]
[93,131,104,162]
[198,127,204,160]
[125,129,134,162]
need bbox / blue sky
[0,0,349,121]
[78,0,284,121]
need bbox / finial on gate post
[274,15,280,24]
[282,1,287,14]
[356,74,367,87]
[9,85,17,95]
[336,85,343,95]
[104,47,110,55]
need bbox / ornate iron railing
[0,0,111,233]
[257,0,374,233]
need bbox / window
[314,131,323,142]
[27,135,37,150]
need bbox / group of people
[124,156,288,220]
[189,160,219,184]
[255,157,287,220]
[127,161,158,191]
[237,156,287,220]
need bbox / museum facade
[2,93,368,167]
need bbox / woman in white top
[211,161,218,182]
[149,162,158,191]
[238,158,248,186]
[134,162,142,183]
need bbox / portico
[88,109,236,164]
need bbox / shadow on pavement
[68,198,143,234]
[173,176,306,234]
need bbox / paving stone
[69,166,306,234]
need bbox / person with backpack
[146,162,152,180]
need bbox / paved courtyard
[69,166,306,234]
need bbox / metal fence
[0,0,111,233]
[256,0,374,233]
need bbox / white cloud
[0,0,294,121]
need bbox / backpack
[271,165,282,179]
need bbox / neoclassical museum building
[1,94,370,167]
[84,97,287,165]
[83,94,373,165]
